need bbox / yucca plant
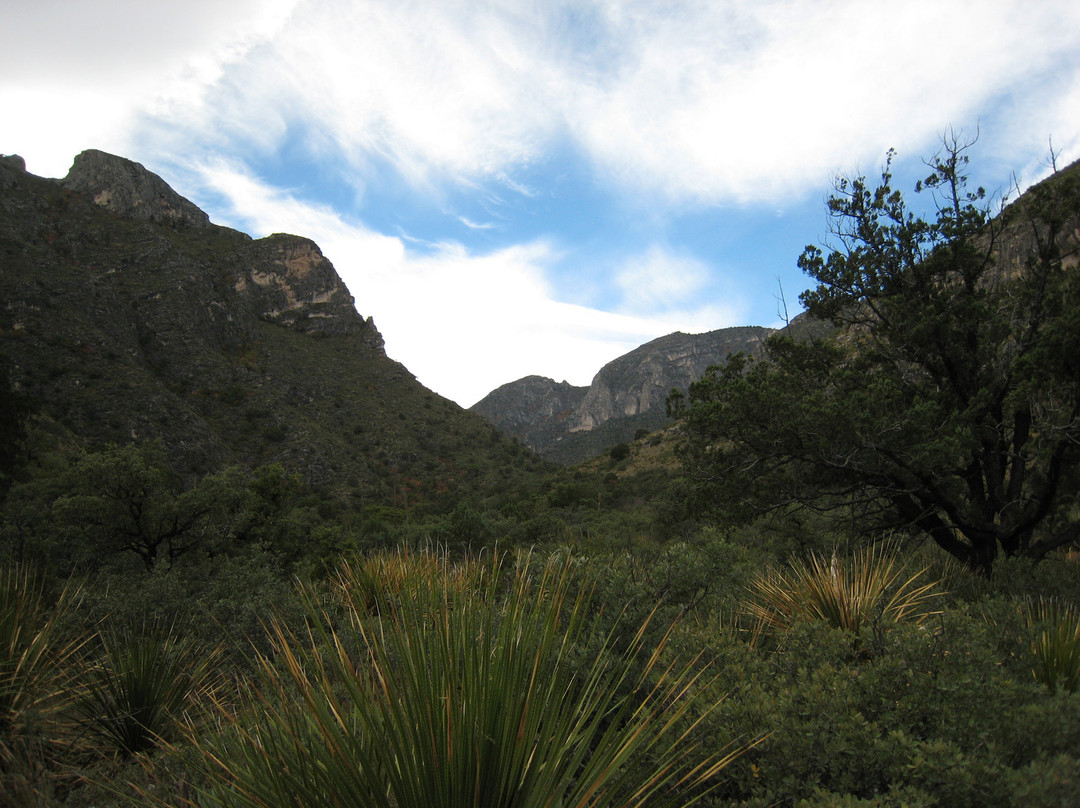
[745,542,943,633]
[0,564,83,734]
[77,618,222,757]
[1029,598,1080,693]
[189,551,740,808]
[334,547,487,615]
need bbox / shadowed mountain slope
[0,150,550,504]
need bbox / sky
[3,1,1080,406]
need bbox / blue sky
[4,0,1080,405]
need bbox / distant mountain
[0,150,549,503]
[472,326,774,464]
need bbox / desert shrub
[690,600,1080,807]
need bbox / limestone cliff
[470,376,587,452]
[61,149,213,229]
[471,326,774,464]
[569,327,773,433]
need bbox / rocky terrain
[0,150,548,500]
[472,326,773,464]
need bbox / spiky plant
[1029,598,1080,693]
[189,551,739,808]
[1,564,86,804]
[333,547,486,616]
[0,564,83,733]
[745,542,943,633]
[77,619,222,757]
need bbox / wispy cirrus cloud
[141,0,1080,203]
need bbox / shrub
[77,619,222,757]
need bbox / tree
[665,387,686,419]
[680,135,1080,574]
[49,443,246,572]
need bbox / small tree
[50,443,245,571]
[665,387,685,419]
[680,135,1080,574]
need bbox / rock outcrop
[570,327,773,433]
[472,326,774,464]
[470,376,587,452]
[61,149,213,229]
[233,234,384,348]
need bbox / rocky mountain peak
[234,233,382,345]
[569,326,775,433]
[471,326,775,463]
[60,149,211,229]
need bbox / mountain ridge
[0,149,549,503]
[471,325,775,464]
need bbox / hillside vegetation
[2,139,1080,807]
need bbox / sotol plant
[745,542,944,634]
[77,618,222,757]
[0,565,82,733]
[188,550,741,808]
[1,564,85,805]
[1029,598,1080,693]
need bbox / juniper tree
[680,135,1080,574]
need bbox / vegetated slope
[472,326,774,464]
[0,151,550,504]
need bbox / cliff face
[60,149,213,229]
[0,150,545,497]
[471,326,774,464]
[232,233,383,345]
[570,327,773,433]
[470,376,587,453]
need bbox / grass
[188,550,741,808]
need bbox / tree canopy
[679,136,1080,573]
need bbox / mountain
[0,150,549,505]
[471,326,774,464]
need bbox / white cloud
[8,1,1079,198]
[615,245,712,314]
[189,162,724,405]
[565,0,1080,202]
[0,0,298,177]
